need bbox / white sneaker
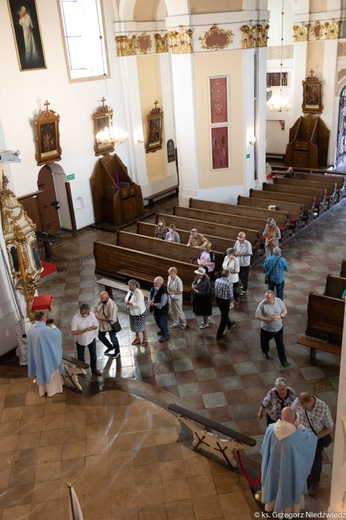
[180,323,188,330]
[169,323,180,329]
[200,323,209,329]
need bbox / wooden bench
[249,188,316,221]
[274,177,337,207]
[324,274,346,299]
[297,336,341,364]
[96,276,149,298]
[115,230,224,274]
[237,195,305,228]
[144,185,179,208]
[62,354,89,391]
[262,182,327,213]
[340,259,346,278]
[294,172,346,196]
[94,241,197,297]
[136,221,233,258]
[305,292,344,343]
[168,403,256,469]
[156,212,262,259]
[174,204,265,232]
[189,197,291,232]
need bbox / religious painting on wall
[302,71,323,114]
[209,77,229,170]
[34,101,62,165]
[7,0,46,71]
[146,101,163,153]
[92,100,115,156]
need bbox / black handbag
[305,410,332,447]
[110,320,121,333]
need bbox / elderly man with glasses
[234,231,252,294]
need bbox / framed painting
[92,101,115,156]
[34,103,62,165]
[146,101,163,153]
[302,72,323,114]
[7,0,46,71]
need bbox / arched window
[58,0,108,81]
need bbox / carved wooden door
[37,166,60,234]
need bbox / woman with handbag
[125,279,148,346]
[95,291,120,358]
[263,218,281,257]
[191,267,212,328]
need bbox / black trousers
[216,297,232,338]
[260,327,287,364]
[310,439,324,484]
[239,266,250,291]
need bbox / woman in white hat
[191,267,212,329]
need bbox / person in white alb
[167,267,187,330]
[71,303,102,376]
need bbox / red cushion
[32,295,53,311]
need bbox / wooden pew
[274,177,337,207]
[136,221,232,257]
[262,182,327,213]
[340,260,346,278]
[115,230,224,272]
[94,241,197,296]
[294,172,346,194]
[296,336,341,364]
[155,212,262,259]
[305,292,344,343]
[248,189,315,222]
[237,195,304,229]
[173,205,267,237]
[324,274,346,299]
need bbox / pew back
[306,292,344,343]
[263,182,327,203]
[274,178,336,204]
[237,195,304,221]
[324,274,346,299]
[249,188,315,215]
[341,260,346,278]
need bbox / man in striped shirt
[214,270,235,340]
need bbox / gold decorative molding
[137,33,152,54]
[294,20,341,42]
[199,24,233,50]
[115,35,137,57]
[240,23,269,49]
[154,33,168,53]
[168,29,193,54]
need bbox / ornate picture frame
[92,100,115,156]
[7,0,46,71]
[34,101,62,165]
[302,71,323,114]
[146,101,163,153]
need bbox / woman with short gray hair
[258,377,297,425]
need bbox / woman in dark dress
[191,267,212,329]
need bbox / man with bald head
[261,407,317,512]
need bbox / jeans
[216,297,233,338]
[98,330,120,355]
[310,439,324,484]
[260,327,287,364]
[239,266,250,291]
[76,339,97,371]
[155,313,169,338]
[268,280,285,301]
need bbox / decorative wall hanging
[199,25,233,50]
[302,70,323,114]
[146,101,163,153]
[92,98,115,156]
[7,0,46,71]
[34,100,62,165]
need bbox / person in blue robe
[27,311,64,397]
[261,407,317,512]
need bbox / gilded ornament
[137,33,152,54]
[115,35,137,57]
[168,29,193,54]
[154,33,168,53]
[199,25,233,50]
[240,25,254,49]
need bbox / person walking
[263,247,288,301]
[148,276,169,342]
[261,407,317,512]
[191,267,212,329]
[234,232,252,294]
[125,279,147,346]
[167,267,187,330]
[255,290,290,367]
[222,247,240,302]
[258,377,297,426]
[71,303,102,376]
[214,269,235,340]
[263,218,281,257]
[292,392,334,497]
[27,311,64,397]
[95,291,120,359]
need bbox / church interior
[1,0,346,518]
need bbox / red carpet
[40,261,57,279]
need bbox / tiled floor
[0,196,345,518]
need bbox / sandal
[141,341,147,346]
[132,339,140,345]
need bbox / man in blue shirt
[214,269,235,340]
[263,247,288,300]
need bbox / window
[59,0,108,81]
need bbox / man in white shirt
[234,231,252,294]
[71,303,102,376]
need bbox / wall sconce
[248,135,257,146]
[279,120,285,131]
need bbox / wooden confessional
[90,154,145,229]
[284,114,330,168]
